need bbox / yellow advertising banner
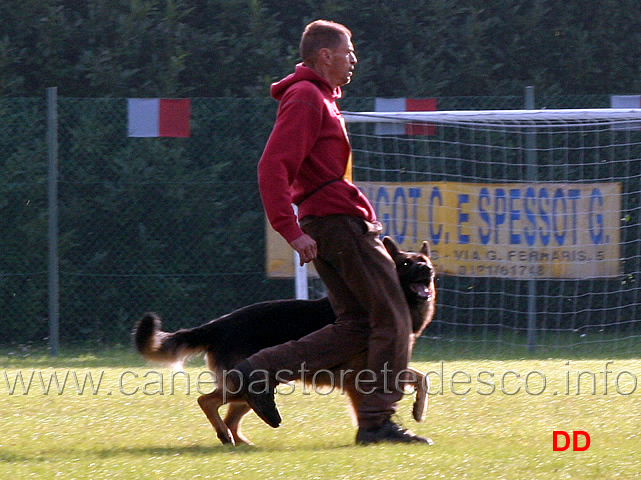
[266,217,318,277]
[266,182,622,279]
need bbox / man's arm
[258,84,322,254]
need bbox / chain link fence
[0,94,617,347]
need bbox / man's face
[327,34,357,87]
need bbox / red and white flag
[375,98,437,135]
[127,98,191,137]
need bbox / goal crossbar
[343,108,641,127]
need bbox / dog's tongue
[411,283,431,299]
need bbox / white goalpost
[340,107,641,354]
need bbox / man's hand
[290,234,317,266]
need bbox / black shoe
[356,419,434,445]
[231,360,281,428]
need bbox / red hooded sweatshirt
[258,64,377,244]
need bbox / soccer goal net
[343,108,641,355]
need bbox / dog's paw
[216,427,236,446]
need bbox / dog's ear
[383,236,401,259]
[420,240,431,257]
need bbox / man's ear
[317,47,332,65]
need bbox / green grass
[1,344,640,479]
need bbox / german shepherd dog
[133,237,435,446]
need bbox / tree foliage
[2,0,641,98]
[2,1,641,345]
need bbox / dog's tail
[133,312,206,368]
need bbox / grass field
[2,340,640,479]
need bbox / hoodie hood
[270,63,342,101]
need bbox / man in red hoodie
[230,20,432,445]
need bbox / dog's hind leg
[407,366,430,422]
[224,402,253,446]
[197,390,236,446]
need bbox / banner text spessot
[361,181,621,279]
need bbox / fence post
[47,87,60,356]
[525,86,537,353]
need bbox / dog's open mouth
[411,282,432,301]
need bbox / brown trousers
[247,215,412,428]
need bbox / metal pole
[294,254,309,300]
[292,205,308,300]
[525,86,537,353]
[47,87,60,356]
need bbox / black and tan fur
[133,236,436,445]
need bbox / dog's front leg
[407,366,430,422]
